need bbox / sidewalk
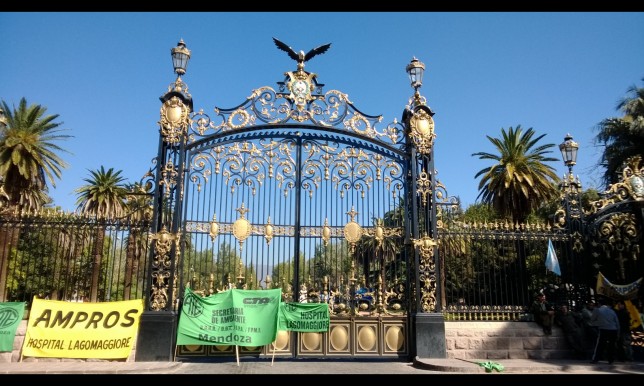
[414,357,644,374]
[0,357,642,374]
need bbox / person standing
[581,300,598,350]
[590,297,620,364]
[614,300,633,361]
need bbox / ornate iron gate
[161,44,423,358]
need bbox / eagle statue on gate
[273,37,332,71]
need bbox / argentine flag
[545,238,561,276]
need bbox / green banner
[177,287,281,347]
[0,302,25,352]
[278,302,330,332]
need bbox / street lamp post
[406,57,425,91]
[558,134,583,287]
[136,40,193,362]
[404,57,446,358]
[559,133,579,176]
[171,39,191,77]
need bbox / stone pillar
[135,312,177,361]
[414,312,446,358]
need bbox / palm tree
[355,218,400,292]
[122,181,153,300]
[75,166,128,301]
[0,98,71,301]
[472,125,560,223]
[594,78,644,186]
[0,98,71,212]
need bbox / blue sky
[1,12,643,212]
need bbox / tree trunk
[123,230,140,300]
[90,226,105,302]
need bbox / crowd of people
[530,290,643,363]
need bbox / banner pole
[271,341,276,366]
[235,345,240,366]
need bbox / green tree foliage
[181,241,261,294]
[472,125,560,223]
[75,167,128,220]
[308,240,352,288]
[0,97,71,214]
[122,181,153,300]
[0,98,71,301]
[5,216,98,303]
[594,78,644,187]
[354,218,401,288]
[271,251,306,297]
[462,202,503,223]
[75,166,128,301]
[580,188,600,210]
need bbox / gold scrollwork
[420,274,437,313]
[264,216,274,245]
[409,109,435,155]
[286,70,317,111]
[594,212,640,281]
[209,214,219,241]
[149,227,180,311]
[227,109,252,129]
[624,155,643,200]
[343,207,363,254]
[413,234,437,266]
[322,218,331,246]
[232,203,252,252]
[586,155,643,214]
[159,160,178,198]
[159,96,190,145]
[416,170,432,207]
[362,222,404,244]
[413,233,437,312]
[188,79,403,149]
[345,113,374,137]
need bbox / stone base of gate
[414,313,447,358]
[135,311,178,361]
[444,321,575,360]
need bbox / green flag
[478,361,504,373]
[177,287,281,347]
[278,302,330,332]
[0,302,25,352]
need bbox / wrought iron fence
[0,212,597,320]
[0,213,151,308]
[439,221,590,321]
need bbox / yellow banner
[595,272,642,300]
[625,300,643,330]
[21,297,143,359]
